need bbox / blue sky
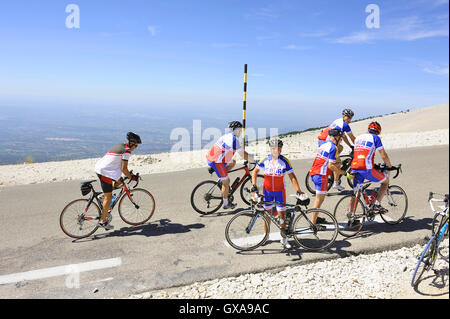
[0,0,448,129]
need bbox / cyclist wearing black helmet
[206,121,254,209]
[94,132,141,230]
[251,138,307,249]
[317,108,356,191]
[310,129,352,213]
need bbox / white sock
[223,198,228,206]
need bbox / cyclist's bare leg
[312,193,326,224]
[375,178,390,204]
[113,177,124,189]
[100,192,113,223]
[222,177,230,199]
[333,144,343,182]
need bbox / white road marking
[0,258,122,285]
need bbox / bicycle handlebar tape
[242,64,247,151]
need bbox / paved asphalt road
[0,145,448,298]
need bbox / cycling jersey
[309,141,337,176]
[256,154,294,192]
[318,118,352,141]
[351,132,383,170]
[206,133,242,164]
[95,143,132,181]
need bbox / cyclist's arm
[347,132,356,144]
[378,148,392,169]
[121,160,133,180]
[328,162,346,176]
[287,172,301,192]
[237,149,254,162]
[251,167,260,186]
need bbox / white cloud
[211,42,248,49]
[282,44,313,50]
[423,65,449,76]
[333,15,449,44]
[147,26,159,36]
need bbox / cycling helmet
[342,109,354,117]
[126,132,142,144]
[228,121,243,130]
[328,128,344,138]
[268,138,283,147]
[368,121,381,135]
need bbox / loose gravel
[129,242,449,299]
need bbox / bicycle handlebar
[373,163,402,179]
[124,170,141,188]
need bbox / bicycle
[60,172,156,239]
[190,161,264,215]
[333,164,407,237]
[225,194,339,251]
[305,151,354,194]
[411,192,449,287]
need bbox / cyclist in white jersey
[94,132,141,230]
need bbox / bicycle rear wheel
[225,210,269,251]
[411,236,437,286]
[333,195,365,237]
[305,172,333,195]
[191,180,223,215]
[60,199,100,239]
[118,188,155,225]
[380,185,408,224]
[292,208,338,250]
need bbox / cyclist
[310,129,352,213]
[317,109,356,191]
[351,121,393,212]
[94,132,141,230]
[251,138,307,249]
[206,121,254,209]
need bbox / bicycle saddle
[80,180,97,185]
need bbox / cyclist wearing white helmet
[251,138,307,249]
[206,121,254,209]
[317,108,356,191]
[94,132,141,230]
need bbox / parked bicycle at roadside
[333,164,407,237]
[60,172,156,239]
[411,192,449,287]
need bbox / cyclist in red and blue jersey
[318,109,356,191]
[351,121,393,212]
[206,121,254,209]
[251,138,307,249]
[310,129,352,213]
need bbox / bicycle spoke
[293,209,338,250]
[225,211,269,251]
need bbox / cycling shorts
[207,161,229,181]
[352,168,386,186]
[311,174,329,195]
[263,189,286,212]
[97,174,115,194]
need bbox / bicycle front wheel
[60,199,100,239]
[380,185,408,224]
[333,195,365,237]
[118,188,155,225]
[191,180,223,215]
[225,210,269,251]
[411,236,436,286]
[292,208,338,251]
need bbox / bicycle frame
[227,163,252,192]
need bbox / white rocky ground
[129,242,448,299]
